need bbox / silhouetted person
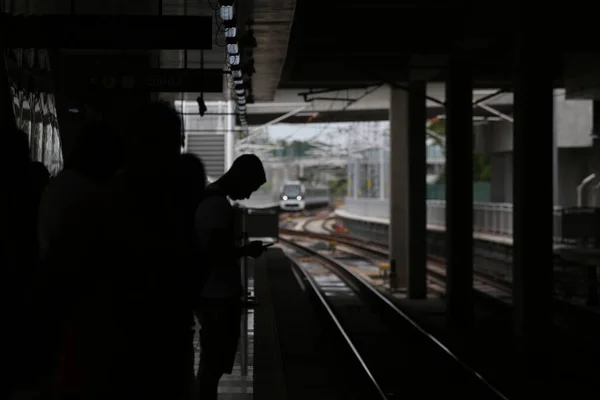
[194,154,267,400]
[174,152,208,385]
[38,102,194,400]
[38,122,122,258]
[176,153,207,229]
[0,128,42,398]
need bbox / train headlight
[282,195,288,200]
[296,196,302,200]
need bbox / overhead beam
[64,69,224,93]
[1,14,212,49]
[245,104,515,125]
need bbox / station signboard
[85,69,223,93]
[2,15,212,50]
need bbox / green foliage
[270,139,322,158]
[329,178,347,196]
[426,182,491,202]
[298,173,314,183]
[473,153,491,182]
[427,120,490,182]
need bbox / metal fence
[344,197,600,247]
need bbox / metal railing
[427,200,515,236]
[343,197,600,246]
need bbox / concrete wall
[489,147,598,206]
[478,90,598,206]
[490,152,513,203]
[476,90,594,154]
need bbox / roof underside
[246,0,297,102]
[278,1,598,90]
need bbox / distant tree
[299,172,314,183]
[269,140,322,158]
[328,178,347,197]
[426,118,491,182]
[473,154,491,181]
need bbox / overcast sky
[268,122,388,146]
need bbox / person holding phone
[193,154,267,400]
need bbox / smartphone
[262,242,275,248]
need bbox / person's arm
[236,240,265,258]
[196,199,265,259]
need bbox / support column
[347,156,352,197]
[225,100,235,170]
[512,17,553,351]
[389,83,427,297]
[407,82,427,298]
[379,135,385,199]
[0,45,17,132]
[445,55,474,326]
[353,158,359,198]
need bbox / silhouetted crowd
[0,102,267,400]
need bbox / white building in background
[347,138,445,200]
[475,89,599,206]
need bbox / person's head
[124,101,183,169]
[65,122,122,182]
[0,128,30,169]
[218,154,266,200]
[175,153,206,210]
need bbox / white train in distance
[279,180,330,211]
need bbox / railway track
[280,236,508,399]
[280,226,513,303]
[281,215,600,347]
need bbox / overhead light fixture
[236,89,245,95]
[223,17,237,30]
[228,54,240,65]
[233,78,243,86]
[231,69,242,78]
[225,27,237,38]
[220,5,234,20]
[226,37,237,49]
[227,43,239,55]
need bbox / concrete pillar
[445,55,474,326]
[225,100,235,170]
[353,158,359,198]
[512,16,553,352]
[389,83,427,297]
[0,46,16,132]
[347,156,352,197]
[379,143,385,199]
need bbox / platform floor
[193,246,600,399]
